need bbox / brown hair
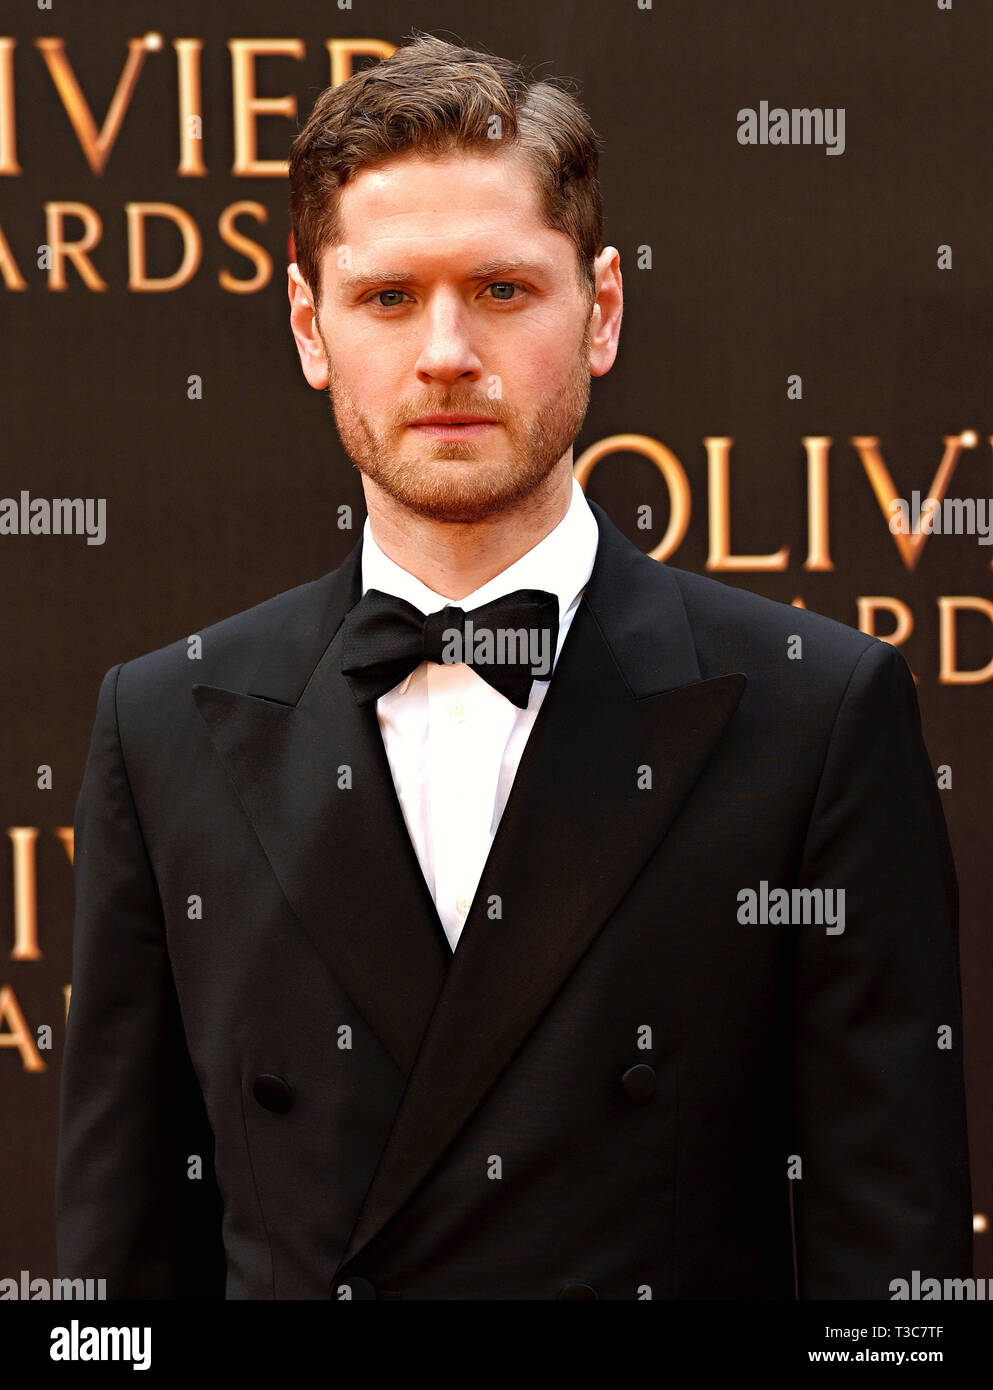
[288,33,603,312]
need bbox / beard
[321,324,592,524]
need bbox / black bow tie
[340,587,560,709]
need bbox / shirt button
[449,699,469,722]
[456,896,470,916]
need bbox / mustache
[397,403,507,424]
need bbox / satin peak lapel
[192,537,453,1081]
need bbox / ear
[588,247,623,380]
[287,262,329,390]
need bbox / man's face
[297,148,598,524]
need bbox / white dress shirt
[360,476,600,951]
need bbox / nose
[413,290,483,386]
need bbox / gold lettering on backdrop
[34,36,161,177]
[706,437,790,571]
[0,36,400,178]
[43,202,107,292]
[2,830,73,1068]
[175,39,206,177]
[218,202,271,293]
[938,597,993,685]
[229,40,305,177]
[853,433,966,571]
[857,597,915,649]
[6,828,71,963]
[125,202,201,291]
[575,433,992,584]
[803,436,833,571]
[574,433,691,561]
[7,827,39,960]
[0,220,27,291]
[0,38,19,176]
[325,39,397,88]
[0,986,45,1071]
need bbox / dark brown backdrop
[1,0,990,1286]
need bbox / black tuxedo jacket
[55,498,972,1299]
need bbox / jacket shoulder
[112,566,342,704]
[664,564,891,691]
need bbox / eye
[485,281,524,301]
[364,281,527,309]
[370,289,410,308]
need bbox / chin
[393,492,510,525]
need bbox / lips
[409,414,498,426]
[408,414,500,440]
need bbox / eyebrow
[338,257,554,293]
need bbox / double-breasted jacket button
[252,1073,293,1113]
[620,1063,656,1104]
[333,1274,378,1300]
[557,1282,599,1299]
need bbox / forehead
[333,148,551,259]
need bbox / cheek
[498,327,577,397]
[338,329,417,398]
[327,345,395,409]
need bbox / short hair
[288,33,604,312]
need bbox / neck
[361,461,574,601]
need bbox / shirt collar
[360,474,599,624]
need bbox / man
[56,34,972,1300]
